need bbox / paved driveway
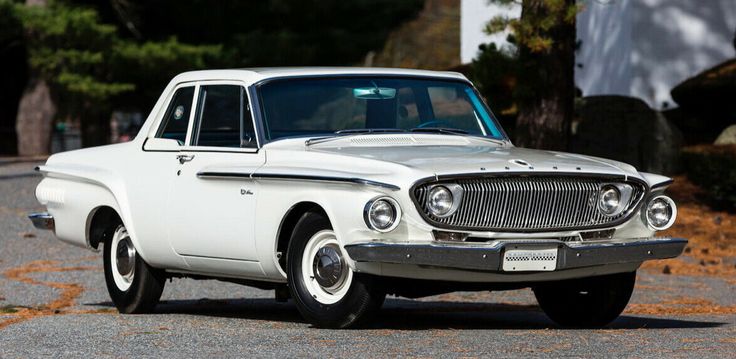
[1,162,733,358]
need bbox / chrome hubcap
[313,245,346,290]
[301,230,353,304]
[110,226,135,291]
[115,237,136,277]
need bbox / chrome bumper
[29,212,55,231]
[345,237,687,272]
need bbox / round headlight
[598,185,621,215]
[428,186,453,217]
[364,197,400,232]
[645,195,677,230]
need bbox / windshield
[258,77,505,141]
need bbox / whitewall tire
[287,211,385,328]
[103,224,165,314]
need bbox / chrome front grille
[413,176,646,232]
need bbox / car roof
[169,67,469,86]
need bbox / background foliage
[478,0,579,150]
[0,0,424,149]
[682,145,736,210]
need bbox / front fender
[254,180,431,280]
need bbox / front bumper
[345,237,687,272]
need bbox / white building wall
[461,0,736,110]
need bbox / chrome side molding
[29,212,55,231]
[196,171,401,191]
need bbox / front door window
[191,85,257,148]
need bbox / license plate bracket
[502,246,558,272]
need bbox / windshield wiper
[409,127,469,135]
[305,127,506,147]
[334,128,405,134]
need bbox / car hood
[300,135,640,178]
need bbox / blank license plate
[502,247,558,272]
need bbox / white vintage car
[30,67,686,328]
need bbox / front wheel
[287,211,385,328]
[533,271,636,328]
[103,224,165,314]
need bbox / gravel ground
[1,161,734,358]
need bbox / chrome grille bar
[413,176,645,232]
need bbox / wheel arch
[275,201,328,272]
[86,205,123,250]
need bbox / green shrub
[682,144,736,210]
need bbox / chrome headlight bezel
[644,195,677,230]
[427,184,464,218]
[363,197,401,232]
[598,183,633,217]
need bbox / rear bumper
[29,212,55,231]
[345,237,687,272]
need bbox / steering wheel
[416,120,452,129]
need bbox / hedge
[681,144,736,210]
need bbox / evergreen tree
[6,0,424,153]
[484,0,580,150]
[8,0,220,150]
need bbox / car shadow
[86,297,728,330]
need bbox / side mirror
[144,137,181,151]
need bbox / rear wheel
[103,224,165,314]
[533,271,636,328]
[287,211,385,328]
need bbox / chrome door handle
[176,154,195,164]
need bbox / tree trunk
[15,0,55,156]
[15,77,55,156]
[514,0,576,151]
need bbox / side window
[192,85,256,148]
[156,86,195,144]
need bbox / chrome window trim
[185,80,261,151]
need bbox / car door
[166,82,265,273]
[130,83,197,270]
